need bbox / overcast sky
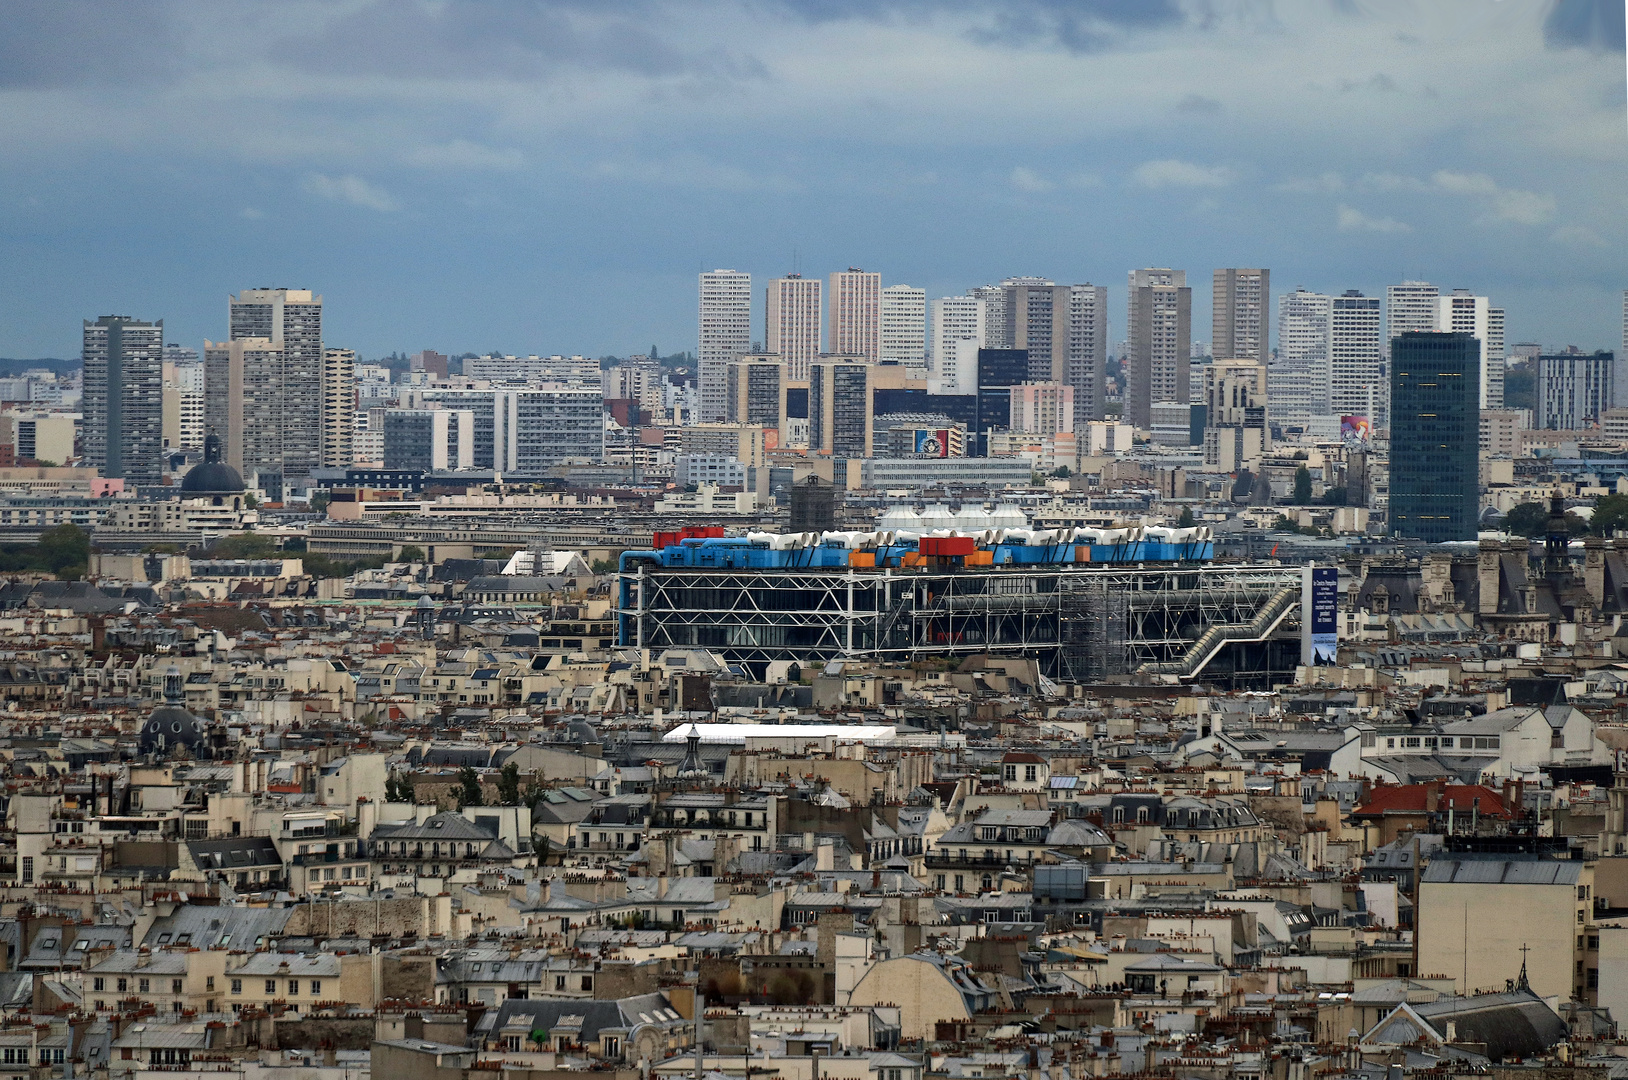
[0,0,1623,360]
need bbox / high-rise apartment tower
[697,270,752,422]
[1125,269,1192,430]
[82,316,164,484]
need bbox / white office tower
[228,288,323,493]
[879,284,926,372]
[322,348,356,468]
[697,270,751,422]
[1437,290,1502,409]
[828,268,881,361]
[929,338,980,397]
[1068,284,1109,425]
[766,275,822,382]
[929,295,987,372]
[1270,289,1333,429]
[1329,291,1384,425]
[1385,280,1440,353]
[968,285,1008,350]
[1125,269,1191,430]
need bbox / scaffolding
[618,562,1305,687]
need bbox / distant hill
[0,358,77,377]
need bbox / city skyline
[0,1,1621,360]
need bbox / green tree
[1502,502,1550,537]
[1593,494,1628,537]
[309,491,331,514]
[1177,508,1195,528]
[1293,466,1312,505]
[385,772,408,803]
[1321,487,1348,507]
[243,492,259,509]
[591,558,617,575]
[397,544,427,563]
[210,532,280,559]
[496,762,521,805]
[458,766,483,807]
[35,524,90,578]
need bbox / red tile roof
[1351,783,1512,819]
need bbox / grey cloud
[971,0,1185,53]
[1176,95,1223,115]
[282,0,764,82]
[1544,0,1626,51]
[0,0,181,88]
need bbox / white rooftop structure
[662,723,898,745]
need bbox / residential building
[810,358,875,459]
[879,284,926,371]
[1008,383,1074,437]
[203,337,287,490]
[725,354,787,444]
[1271,289,1332,428]
[828,269,881,361]
[1126,269,1191,429]
[322,347,355,468]
[1481,410,1527,457]
[383,409,475,471]
[462,354,598,383]
[969,284,1008,352]
[766,275,822,381]
[1068,283,1109,426]
[1331,290,1384,423]
[0,414,74,466]
[698,270,752,422]
[1203,360,1269,472]
[228,288,324,490]
[929,294,987,372]
[1536,351,1615,430]
[1418,856,1594,1004]
[1386,280,1440,351]
[1001,278,1070,384]
[1212,268,1270,362]
[82,315,164,485]
[675,454,746,489]
[1438,290,1503,409]
[1390,332,1480,543]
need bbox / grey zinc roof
[1420,858,1581,885]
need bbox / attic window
[176,934,191,946]
[157,934,172,945]
[40,938,56,949]
[431,821,444,829]
[73,940,88,952]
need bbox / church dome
[181,434,245,494]
[139,666,209,756]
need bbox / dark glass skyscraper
[1390,332,1480,542]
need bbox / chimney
[1425,783,1440,814]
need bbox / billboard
[914,429,950,458]
[1341,416,1371,442]
[1301,565,1339,666]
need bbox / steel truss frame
[619,562,1303,682]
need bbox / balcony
[923,851,1036,870]
[290,852,341,866]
